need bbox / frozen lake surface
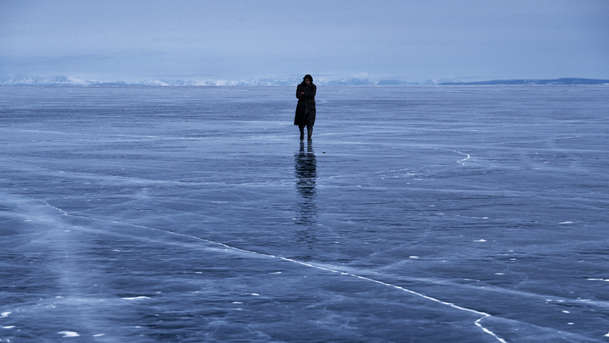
[1,85,608,342]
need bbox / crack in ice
[37,201,508,343]
[276,256,507,343]
[24,199,608,342]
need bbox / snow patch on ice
[121,296,150,300]
[58,331,80,337]
[0,312,11,318]
[2,326,15,329]
[587,278,609,282]
[559,221,574,225]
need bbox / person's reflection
[294,142,317,233]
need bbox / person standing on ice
[294,74,316,141]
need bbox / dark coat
[294,82,316,126]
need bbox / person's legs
[298,125,305,140]
[307,125,313,140]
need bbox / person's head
[303,74,313,85]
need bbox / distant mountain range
[439,78,609,85]
[1,76,608,87]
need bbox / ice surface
[0,85,608,342]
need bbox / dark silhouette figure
[294,142,317,227]
[294,74,316,141]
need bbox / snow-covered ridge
[0,75,420,87]
[0,75,278,87]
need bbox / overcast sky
[1,0,608,82]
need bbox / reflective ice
[1,85,608,342]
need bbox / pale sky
[1,0,608,82]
